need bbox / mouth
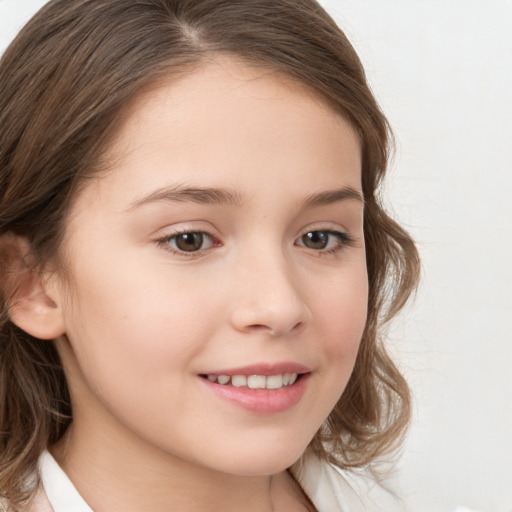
[198,364,311,414]
[199,372,302,390]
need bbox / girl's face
[52,58,367,476]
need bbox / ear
[2,234,66,340]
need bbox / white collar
[38,450,92,512]
[290,454,366,512]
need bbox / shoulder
[291,454,409,512]
[290,454,367,512]
[28,486,54,512]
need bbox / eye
[296,230,353,252]
[158,231,215,253]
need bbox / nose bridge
[229,241,310,336]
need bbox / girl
[0,0,420,510]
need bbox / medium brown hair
[0,0,420,507]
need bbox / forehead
[76,57,362,212]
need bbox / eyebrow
[301,187,364,208]
[127,185,244,210]
[127,184,363,211]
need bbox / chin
[207,440,309,477]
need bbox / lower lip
[200,374,310,414]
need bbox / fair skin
[20,58,367,510]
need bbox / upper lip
[202,362,311,376]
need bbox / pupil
[303,231,328,249]
[176,233,203,252]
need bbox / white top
[35,451,93,512]
[28,450,367,511]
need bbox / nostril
[246,324,270,332]
[245,321,304,337]
[229,292,311,336]
[291,321,304,333]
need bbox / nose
[229,251,311,337]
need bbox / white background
[1,1,511,511]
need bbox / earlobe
[1,234,66,340]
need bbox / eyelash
[155,229,218,257]
[296,230,355,255]
[155,228,355,258]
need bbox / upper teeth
[206,373,298,389]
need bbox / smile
[199,364,311,414]
[203,373,298,389]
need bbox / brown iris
[301,231,329,250]
[175,232,205,252]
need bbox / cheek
[310,265,368,396]
[59,253,222,392]
[58,265,217,441]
